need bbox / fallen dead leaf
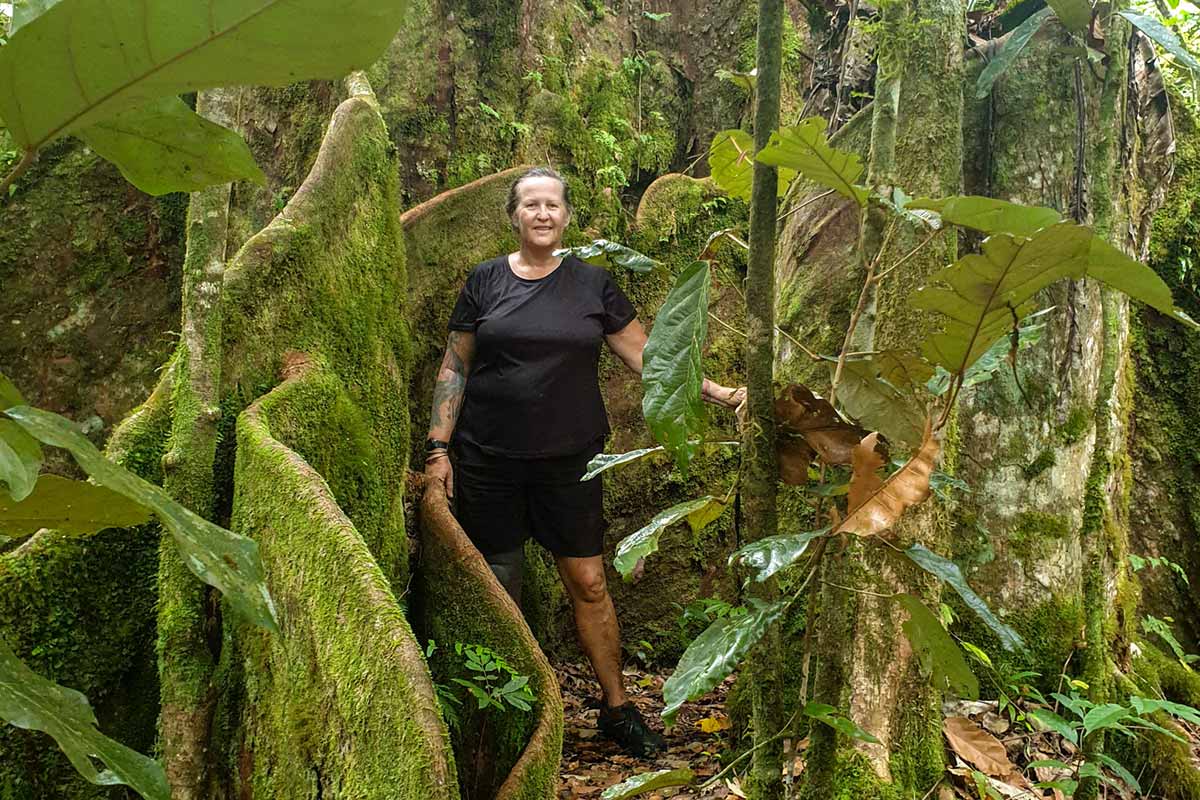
[943,717,1019,779]
[774,383,882,466]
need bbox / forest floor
[554,661,1200,800]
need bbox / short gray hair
[506,166,573,227]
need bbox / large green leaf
[755,118,869,206]
[873,349,936,391]
[0,0,408,150]
[0,372,24,410]
[581,446,665,481]
[803,702,881,743]
[729,528,829,583]
[925,311,1049,395]
[0,474,151,537]
[642,261,710,476]
[614,496,717,579]
[0,419,41,502]
[78,96,265,196]
[1046,0,1091,34]
[904,544,1027,652]
[708,129,794,202]
[1120,11,1200,74]
[1086,235,1200,328]
[0,636,169,799]
[1029,708,1080,744]
[662,598,787,724]
[896,594,979,698]
[1130,696,1200,726]
[1094,752,1141,795]
[555,239,659,274]
[833,360,927,451]
[1082,703,1130,736]
[976,8,1054,99]
[600,768,696,800]
[907,196,1062,238]
[4,406,278,632]
[911,223,1094,376]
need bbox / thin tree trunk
[744,0,784,796]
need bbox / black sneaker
[598,701,666,757]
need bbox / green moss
[1060,407,1091,445]
[1007,511,1071,561]
[1021,449,1056,480]
[952,594,1084,693]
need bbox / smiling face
[511,175,571,250]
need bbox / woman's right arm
[425,330,475,497]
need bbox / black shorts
[451,437,606,559]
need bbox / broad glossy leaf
[976,8,1054,98]
[775,383,875,466]
[0,636,169,799]
[0,0,408,149]
[833,360,926,450]
[898,594,979,698]
[0,419,41,502]
[1120,11,1200,74]
[643,262,710,476]
[907,196,1062,238]
[708,129,794,202]
[1130,695,1200,726]
[905,544,1027,652]
[1086,235,1200,329]
[600,768,695,800]
[838,422,938,538]
[5,406,278,632]
[79,96,266,196]
[581,446,664,481]
[804,702,881,743]
[555,239,658,273]
[613,496,716,579]
[1082,703,1129,736]
[0,474,150,537]
[911,223,1094,376]
[662,598,786,724]
[755,118,869,206]
[0,373,23,410]
[1046,0,1091,33]
[729,528,829,583]
[9,0,61,34]
[1095,753,1141,793]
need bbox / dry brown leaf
[848,432,885,509]
[774,383,882,466]
[778,436,814,485]
[942,716,1019,779]
[836,418,938,538]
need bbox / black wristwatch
[426,438,450,453]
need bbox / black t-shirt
[448,254,638,458]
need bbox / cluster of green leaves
[0,0,408,197]
[444,642,537,714]
[1140,614,1200,667]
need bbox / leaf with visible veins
[838,420,938,538]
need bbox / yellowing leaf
[709,129,794,202]
[837,420,938,538]
[614,496,716,579]
[687,497,727,534]
[697,715,732,733]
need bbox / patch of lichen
[0,374,173,799]
[221,369,455,799]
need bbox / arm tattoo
[429,331,473,435]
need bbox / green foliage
[907,196,1062,237]
[728,528,829,583]
[0,418,41,502]
[905,544,1026,653]
[1141,614,1199,665]
[642,261,710,475]
[715,68,757,93]
[897,593,980,699]
[614,496,719,579]
[8,0,61,34]
[448,642,537,713]
[78,96,266,196]
[975,8,1053,98]
[755,118,869,206]
[833,359,927,450]
[1045,0,1091,34]
[661,598,787,725]
[709,129,794,202]
[555,239,659,273]
[1128,552,1190,585]
[0,0,408,150]
[802,702,881,744]
[0,474,151,537]
[1120,10,1200,74]
[600,767,695,800]
[5,405,279,632]
[926,310,1049,396]
[582,446,665,481]
[0,635,168,799]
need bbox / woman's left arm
[605,319,746,409]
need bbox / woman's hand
[425,452,454,499]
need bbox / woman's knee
[561,559,608,604]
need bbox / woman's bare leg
[555,555,628,708]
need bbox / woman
[424,166,744,757]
